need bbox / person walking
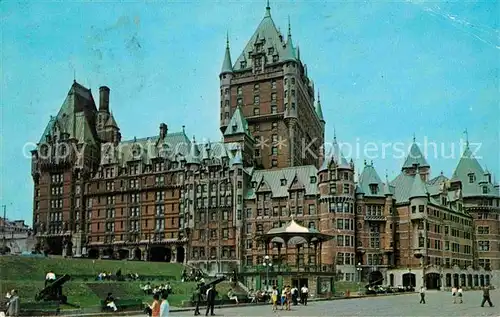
[457,286,463,304]
[481,284,494,307]
[147,293,161,317]
[193,283,203,316]
[419,286,426,304]
[159,292,169,317]
[451,286,457,304]
[271,286,278,312]
[205,285,217,316]
[300,285,309,305]
[5,290,19,317]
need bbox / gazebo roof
[257,219,334,244]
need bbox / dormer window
[273,55,279,62]
[310,176,317,184]
[268,47,274,55]
[232,125,237,133]
[468,173,475,183]
[252,181,257,188]
[369,184,378,195]
[483,186,489,194]
[240,61,247,69]
[280,179,287,186]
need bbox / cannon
[35,274,71,303]
[199,275,226,294]
[364,278,384,295]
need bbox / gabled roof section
[185,137,201,165]
[38,81,97,145]
[409,173,428,199]
[246,165,318,199]
[105,112,119,128]
[428,173,449,186]
[224,106,252,138]
[232,5,291,71]
[358,163,385,197]
[257,176,272,193]
[288,173,305,191]
[402,141,429,169]
[452,144,498,197]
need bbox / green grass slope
[0,256,183,280]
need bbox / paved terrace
[163,290,497,317]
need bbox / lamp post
[357,262,363,283]
[263,255,273,291]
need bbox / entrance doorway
[176,246,185,263]
[369,271,383,285]
[402,273,416,287]
[425,273,440,289]
[149,247,171,262]
[291,278,308,288]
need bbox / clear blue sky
[1,1,498,223]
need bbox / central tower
[219,2,325,169]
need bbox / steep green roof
[185,137,201,165]
[220,36,233,74]
[38,81,97,145]
[452,145,499,197]
[402,142,429,169]
[224,106,252,138]
[232,5,295,71]
[246,165,318,199]
[316,91,324,122]
[409,173,428,199]
[358,163,385,197]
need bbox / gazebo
[256,219,334,271]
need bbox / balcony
[240,264,335,274]
[364,215,387,221]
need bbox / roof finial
[333,126,337,141]
[463,128,469,147]
[73,69,76,83]
[317,89,321,103]
[371,160,374,166]
[287,15,292,37]
[385,169,389,181]
[413,133,416,143]
[182,125,185,134]
[265,0,271,17]
[226,31,229,48]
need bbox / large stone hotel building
[31,4,499,290]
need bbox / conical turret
[220,34,233,75]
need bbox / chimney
[99,86,110,112]
[159,123,168,139]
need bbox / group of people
[145,292,170,317]
[141,282,173,297]
[418,284,494,307]
[269,285,309,312]
[181,268,205,283]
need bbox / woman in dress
[271,286,278,312]
[149,293,161,317]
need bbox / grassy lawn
[0,255,184,280]
[0,256,240,309]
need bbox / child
[271,286,278,311]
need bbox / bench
[100,299,143,312]
[20,301,60,316]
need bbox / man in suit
[205,285,217,316]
